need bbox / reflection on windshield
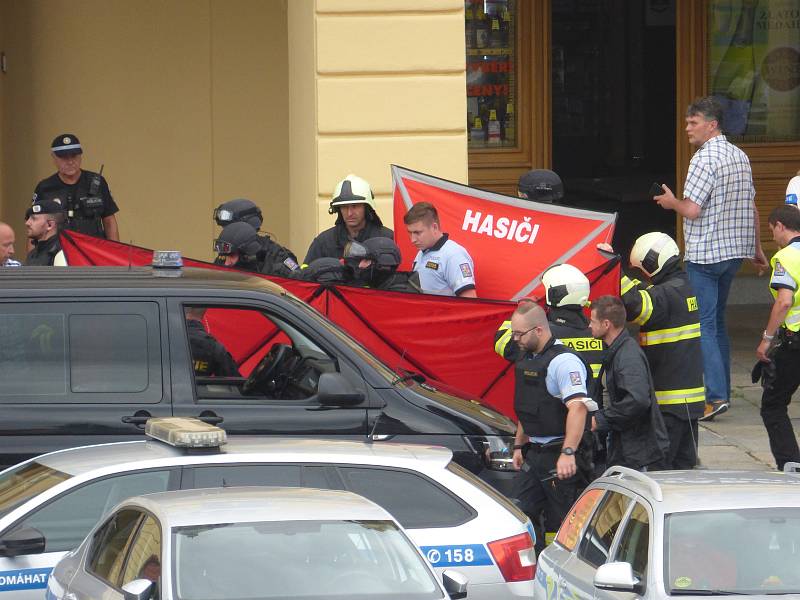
[174,519,441,600]
[0,462,71,519]
[666,508,800,595]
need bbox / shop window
[709,0,800,143]
[466,0,518,148]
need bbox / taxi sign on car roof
[145,417,226,448]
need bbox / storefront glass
[709,0,800,143]
[465,0,517,149]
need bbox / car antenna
[128,241,133,270]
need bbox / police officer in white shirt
[404,201,477,297]
[0,222,21,267]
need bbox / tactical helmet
[213,198,263,230]
[304,257,346,284]
[329,175,377,214]
[630,232,680,278]
[213,222,262,258]
[787,174,800,207]
[345,238,402,272]
[517,169,564,203]
[541,263,590,308]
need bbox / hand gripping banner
[392,165,618,301]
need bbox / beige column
[288,0,467,261]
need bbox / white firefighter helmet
[541,263,590,308]
[630,232,680,278]
[329,174,377,213]
[786,174,800,207]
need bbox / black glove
[751,360,777,390]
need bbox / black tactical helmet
[213,222,262,258]
[362,237,401,271]
[517,169,564,203]
[303,257,346,284]
[213,198,263,230]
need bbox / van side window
[577,490,629,568]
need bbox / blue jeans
[685,259,742,404]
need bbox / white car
[48,486,469,600]
[534,466,800,599]
[0,418,534,600]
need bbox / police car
[49,487,468,600]
[534,466,800,599]
[0,419,534,600]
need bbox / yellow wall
[0,0,289,261]
[288,0,468,261]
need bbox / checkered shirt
[682,134,756,264]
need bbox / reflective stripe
[591,363,601,378]
[655,386,706,405]
[786,309,800,328]
[620,275,640,296]
[545,532,556,546]
[632,290,653,325]
[639,323,701,346]
[495,320,512,356]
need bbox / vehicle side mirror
[442,569,468,599]
[122,579,155,600]
[594,562,642,594]
[0,527,45,557]
[317,373,364,406]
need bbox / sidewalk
[696,303,800,471]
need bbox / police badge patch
[569,371,582,386]
[775,260,786,276]
[283,257,299,271]
[425,260,439,270]
[460,263,473,278]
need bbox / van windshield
[0,462,71,519]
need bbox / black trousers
[660,412,699,470]
[761,343,800,470]
[512,445,587,554]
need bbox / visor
[213,205,261,226]
[343,240,369,259]
[213,239,234,255]
[213,208,235,224]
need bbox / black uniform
[303,222,393,264]
[186,319,241,377]
[373,271,422,293]
[25,235,63,266]
[593,330,669,470]
[33,171,118,238]
[512,336,592,552]
[620,266,704,469]
[257,235,300,277]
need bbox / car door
[0,469,176,600]
[610,500,652,597]
[0,299,171,465]
[168,299,369,437]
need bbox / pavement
[696,302,800,471]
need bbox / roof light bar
[145,417,227,448]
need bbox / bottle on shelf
[474,6,490,49]
[470,116,486,143]
[502,102,515,144]
[490,17,503,48]
[501,8,512,47]
[465,5,475,48]
[487,109,501,145]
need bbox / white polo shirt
[411,233,476,296]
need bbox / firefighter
[601,232,704,469]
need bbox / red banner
[392,165,618,301]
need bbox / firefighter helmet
[329,175,377,214]
[630,232,680,278]
[541,263,590,307]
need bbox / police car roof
[31,437,454,477]
[0,266,286,296]
[120,486,391,527]
[598,469,800,514]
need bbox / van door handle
[122,410,152,427]
[197,411,224,425]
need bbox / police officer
[213,198,264,230]
[601,233,704,468]
[304,175,393,264]
[214,222,299,277]
[510,301,595,552]
[32,134,119,240]
[517,169,564,203]
[184,307,241,377]
[25,197,68,266]
[755,206,800,469]
[343,238,421,293]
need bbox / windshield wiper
[391,370,426,385]
[670,589,746,596]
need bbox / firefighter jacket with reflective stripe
[769,244,800,332]
[495,307,605,380]
[620,267,705,419]
[514,337,577,438]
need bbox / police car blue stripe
[0,568,51,591]
[420,544,493,567]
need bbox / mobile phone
[649,182,664,197]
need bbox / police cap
[26,196,66,219]
[51,134,83,157]
[213,198,263,230]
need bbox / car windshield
[665,507,800,595]
[173,519,443,600]
[0,461,71,519]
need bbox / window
[577,491,629,567]
[120,515,162,588]
[191,465,302,489]
[555,488,605,551]
[11,470,172,553]
[615,502,649,580]
[88,509,144,585]
[709,0,800,143]
[466,0,518,149]
[338,467,475,529]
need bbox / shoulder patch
[283,257,299,271]
[774,260,786,276]
[460,263,473,278]
[569,371,582,386]
[425,260,439,271]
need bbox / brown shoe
[699,400,729,422]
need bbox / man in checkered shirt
[654,96,767,422]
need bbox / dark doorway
[551,0,677,259]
